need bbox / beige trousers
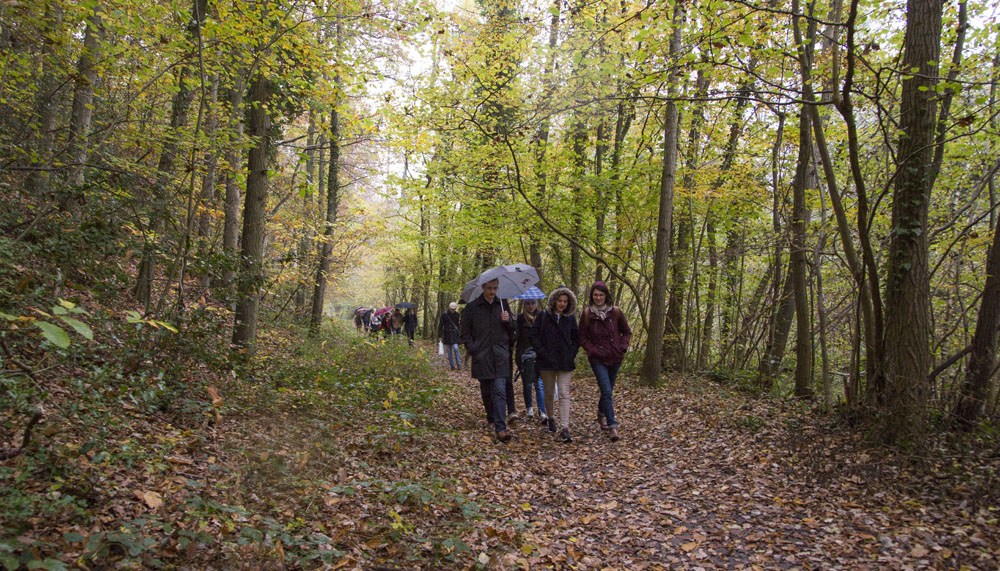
[541,370,572,429]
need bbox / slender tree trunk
[232,73,273,353]
[569,116,587,294]
[640,0,684,387]
[63,8,102,217]
[699,214,718,369]
[791,0,818,398]
[219,78,244,289]
[528,2,560,284]
[664,68,709,373]
[197,74,219,289]
[134,0,206,310]
[309,96,341,336]
[26,4,63,198]
[593,119,608,284]
[881,0,942,441]
[791,108,815,397]
[955,218,1000,424]
[296,110,317,314]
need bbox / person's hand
[501,311,510,322]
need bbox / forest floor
[409,351,1000,570]
[7,333,1000,569]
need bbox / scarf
[590,303,611,320]
[522,307,538,326]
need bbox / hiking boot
[496,430,512,443]
[609,427,620,442]
[598,413,608,430]
[547,418,557,433]
[560,428,572,443]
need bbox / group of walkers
[354,307,419,346]
[451,279,632,444]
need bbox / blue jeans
[446,343,461,369]
[591,361,620,427]
[478,378,508,432]
[521,358,546,414]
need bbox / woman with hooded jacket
[529,286,579,443]
[579,281,632,442]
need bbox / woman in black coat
[529,286,579,442]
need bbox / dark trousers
[478,378,508,432]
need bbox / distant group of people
[354,306,419,345]
[449,279,631,444]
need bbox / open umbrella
[460,264,540,305]
[512,286,546,300]
[373,306,393,318]
[395,302,416,309]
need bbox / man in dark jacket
[460,278,515,442]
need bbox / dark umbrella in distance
[395,302,417,309]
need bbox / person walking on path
[460,278,516,442]
[579,281,631,442]
[390,309,404,338]
[438,302,462,370]
[530,286,579,443]
[515,299,547,422]
[403,308,418,346]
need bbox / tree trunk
[663,68,709,373]
[791,108,815,398]
[309,101,341,336]
[26,4,63,198]
[232,73,272,353]
[134,0,206,310]
[218,77,245,290]
[791,0,817,398]
[699,214,718,369]
[62,8,102,217]
[881,0,943,441]
[197,74,219,289]
[569,116,587,294]
[640,0,684,387]
[954,208,1000,424]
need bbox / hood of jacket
[546,286,578,315]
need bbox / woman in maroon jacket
[579,281,632,442]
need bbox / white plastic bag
[438,341,444,355]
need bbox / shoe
[527,407,535,418]
[547,418,556,433]
[508,411,519,422]
[539,413,548,425]
[609,427,619,442]
[496,430,512,443]
[560,428,572,443]
[598,414,608,430]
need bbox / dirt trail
[421,355,999,570]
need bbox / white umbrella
[460,264,540,309]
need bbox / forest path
[422,349,998,569]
